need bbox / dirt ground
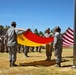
[0,48,76,75]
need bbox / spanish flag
[17,30,54,46]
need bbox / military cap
[54,26,61,30]
[11,21,16,25]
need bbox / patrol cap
[54,26,61,30]
[11,21,16,25]
[46,28,50,32]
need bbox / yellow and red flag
[17,30,54,46]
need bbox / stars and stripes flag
[62,27,74,47]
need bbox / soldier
[36,46,39,52]
[44,28,53,61]
[6,21,30,67]
[24,46,29,57]
[17,44,21,53]
[38,46,42,53]
[36,46,42,53]
[30,47,34,52]
[0,36,1,52]
[4,36,8,53]
[53,26,63,67]
[0,36,4,52]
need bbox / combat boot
[55,63,61,67]
[11,62,18,67]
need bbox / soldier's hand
[53,46,56,50]
[27,28,31,31]
[26,28,31,32]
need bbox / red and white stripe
[62,27,74,47]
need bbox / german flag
[17,30,54,46]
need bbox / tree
[2,25,10,35]
[34,28,39,35]
[4,25,10,30]
[39,31,44,36]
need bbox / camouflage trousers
[54,47,62,64]
[8,46,17,64]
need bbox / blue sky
[0,0,74,33]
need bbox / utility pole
[72,0,76,68]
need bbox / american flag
[62,27,74,47]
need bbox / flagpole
[72,0,76,68]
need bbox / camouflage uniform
[53,26,63,67]
[24,46,29,57]
[6,22,25,67]
[36,46,42,53]
[0,37,1,52]
[17,44,21,53]
[0,36,4,52]
[4,36,8,53]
